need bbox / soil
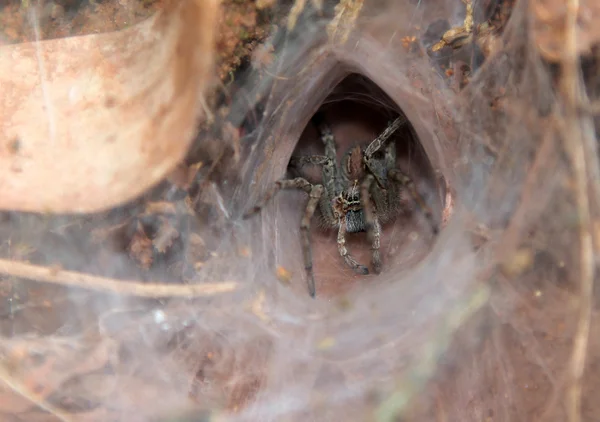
[0,0,163,43]
[0,0,272,87]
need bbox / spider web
[1,0,600,421]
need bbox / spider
[244,114,439,297]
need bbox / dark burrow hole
[273,73,447,298]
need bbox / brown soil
[0,0,163,44]
[0,0,271,86]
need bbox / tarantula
[244,114,439,297]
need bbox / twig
[431,0,474,52]
[560,0,595,420]
[0,259,237,298]
[327,0,364,44]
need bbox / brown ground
[0,0,162,43]
[0,0,271,86]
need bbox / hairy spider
[244,114,439,298]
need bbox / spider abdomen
[346,210,366,233]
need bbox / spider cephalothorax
[245,113,438,297]
[332,183,364,233]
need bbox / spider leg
[364,115,407,156]
[315,120,342,196]
[316,120,337,160]
[300,184,324,297]
[243,177,323,298]
[289,154,337,200]
[384,136,397,170]
[388,169,439,234]
[243,177,313,218]
[337,219,369,275]
[289,155,329,168]
[363,115,407,187]
[360,174,382,273]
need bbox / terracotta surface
[0,0,217,213]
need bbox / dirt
[0,0,163,44]
[0,0,272,87]
[214,0,272,81]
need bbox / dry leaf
[128,223,153,269]
[500,248,534,277]
[152,217,180,254]
[167,163,202,191]
[275,265,292,284]
[238,246,252,258]
[317,337,336,350]
[327,0,364,44]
